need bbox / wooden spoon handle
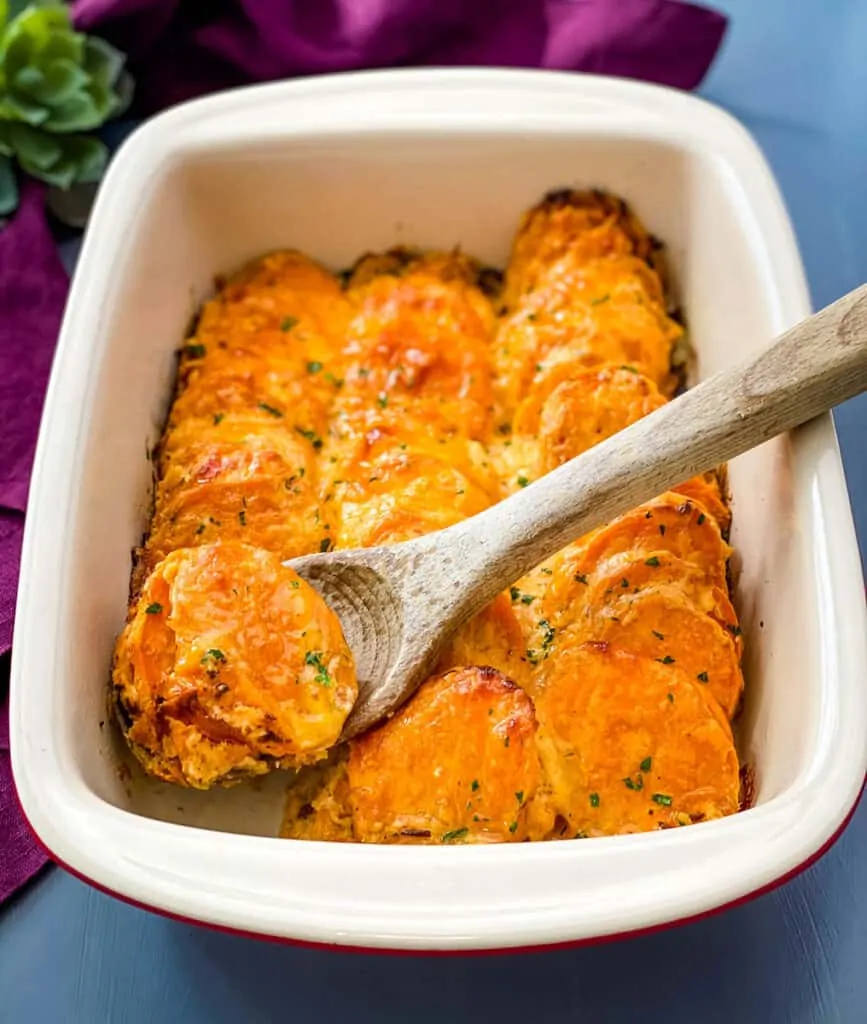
[444,283,867,612]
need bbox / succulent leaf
[0,1,133,211]
[0,152,17,216]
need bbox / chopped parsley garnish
[441,827,469,843]
[515,791,524,804]
[471,779,480,792]
[516,474,530,488]
[304,651,332,687]
[258,402,283,418]
[697,671,709,683]
[195,523,206,535]
[357,367,371,378]
[509,586,521,602]
[319,538,332,553]
[623,775,644,792]
[213,412,224,425]
[574,573,588,585]
[659,524,666,535]
[200,649,226,672]
[591,294,610,306]
[295,427,323,449]
[640,757,652,772]
[145,603,163,615]
[652,630,665,641]
[540,567,553,576]
[657,655,675,665]
[652,793,673,807]
[306,361,323,374]
[280,316,298,331]
[324,372,344,388]
[667,692,674,703]
[376,392,388,408]
[527,618,556,664]
[238,509,247,526]
[589,792,600,808]
[620,577,630,588]
[726,624,743,637]
[290,580,301,589]
[520,594,535,605]
[620,364,638,373]
[645,556,661,567]
[697,513,706,525]
[184,343,206,359]
[508,821,519,833]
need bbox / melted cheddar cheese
[112,191,745,839]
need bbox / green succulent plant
[0,0,132,219]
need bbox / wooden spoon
[288,284,867,740]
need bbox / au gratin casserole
[112,190,745,842]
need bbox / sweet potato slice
[581,586,744,719]
[348,667,546,843]
[114,542,357,788]
[534,642,739,836]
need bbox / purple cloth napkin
[0,0,727,905]
[74,0,727,112]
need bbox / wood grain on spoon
[288,283,867,740]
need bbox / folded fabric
[0,0,728,905]
[73,0,727,112]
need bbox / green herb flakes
[295,427,323,449]
[304,651,332,687]
[145,603,163,615]
[280,316,299,332]
[590,792,600,808]
[441,827,469,843]
[652,793,673,807]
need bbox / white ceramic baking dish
[10,69,867,952]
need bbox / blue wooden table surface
[2,2,866,1020]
